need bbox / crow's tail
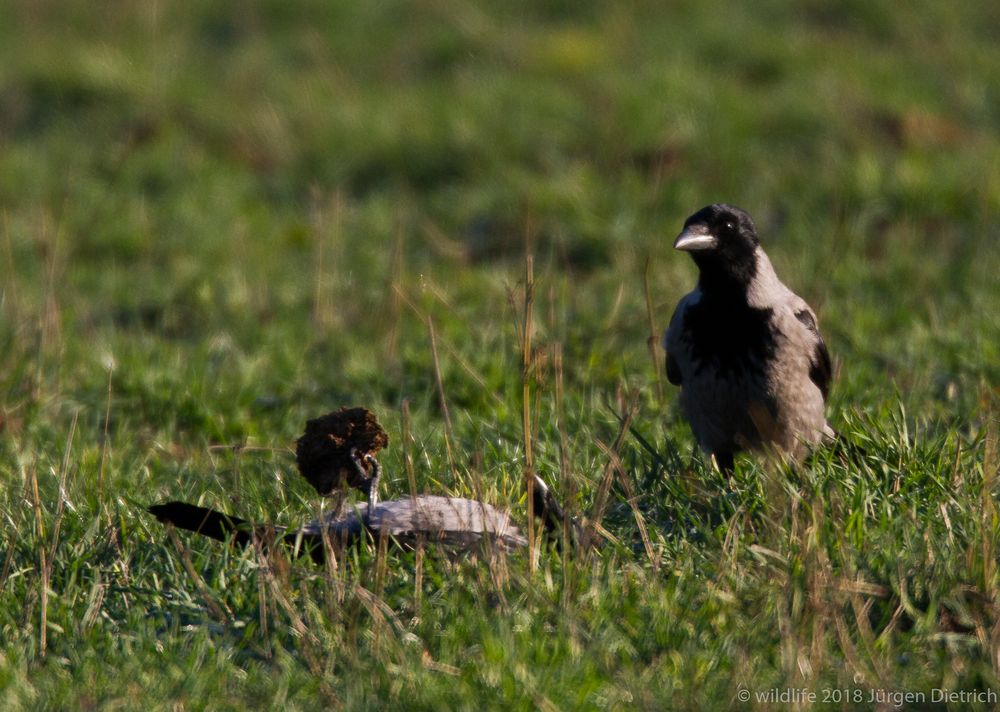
[149,501,333,563]
[148,501,258,547]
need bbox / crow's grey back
[301,495,528,550]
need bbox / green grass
[1,0,999,708]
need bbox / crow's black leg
[350,448,381,515]
[714,451,735,478]
[349,447,368,486]
[365,455,381,511]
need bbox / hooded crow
[663,204,833,472]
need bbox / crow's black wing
[794,309,832,400]
[666,350,682,386]
[665,296,694,387]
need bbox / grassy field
[1,0,999,708]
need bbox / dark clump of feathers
[295,407,389,496]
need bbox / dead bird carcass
[148,407,572,562]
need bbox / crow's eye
[723,220,736,232]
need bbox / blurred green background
[1,0,999,709]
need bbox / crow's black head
[674,204,760,290]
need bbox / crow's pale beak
[674,225,717,252]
